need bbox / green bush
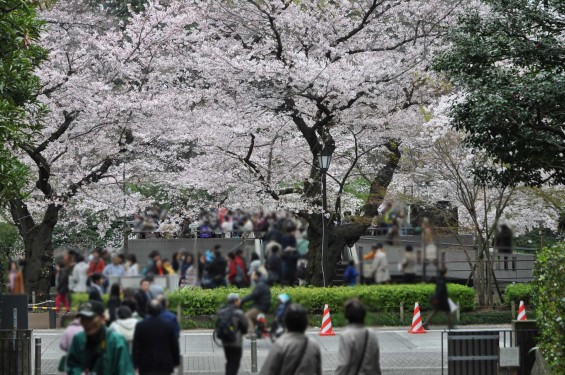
[534,243,565,373]
[168,283,475,316]
[504,283,534,306]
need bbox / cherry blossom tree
[7,1,199,296]
[181,0,474,285]
[387,98,560,305]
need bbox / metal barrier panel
[0,329,32,375]
[448,330,499,375]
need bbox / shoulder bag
[352,329,369,375]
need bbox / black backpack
[215,307,237,343]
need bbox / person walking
[400,245,417,283]
[87,248,106,276]
[216,293,249,375]
[109,306,138,351]
[7,261,25,294]
[370,244,390,284]
[227,251,248,288]
[206,247,228,288]
[335,299,382,375]
[87,273,105,303]
[58,318,83,374]
[259,303,321,375]
[241,271,271,337]
[69,254,89,293]
[423,267,454,329]
[125,254,139,276]
[343,260,359,286]
[66,301,134,374]
[134,279,151,318]
[265,244,281,285]
[55,259,71,313]
[133,300,180,375]
[107,283,122,326]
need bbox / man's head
[344,298,366,324]
[439,266,448,277]
[252,270,262,282]
[140,278,150,292]
[373,243,383,252]
[91,273,104,286]
[156,294,168,309]
[284,303,308,333]
[227,252,235,260]
[92,248,102,259]
[148,250,160,261]
[117,305,132,320]
[112,254,121,265]
[77,301,106,336]
[227,293,240,307]
[405,244,413,252]
[235,249,244,258]
[147,299,162,317]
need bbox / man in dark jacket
[241,271,271,337]
[133,299,180,375]
[206,247,228,288]
[218,293,249,375]
[134,278,150,318]
[265,244,281,285]
[87,273,104,303]
[423,267,454,329]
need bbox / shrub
[168,283,475,316]
[504,283,534,306]
[533,243,565,373]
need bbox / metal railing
[440,328,539,375]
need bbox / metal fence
[441,327,539,375]
[0,329,32,375]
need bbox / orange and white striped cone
[408,302,427,334]
[319,304,336,336]
[517,301,527,321]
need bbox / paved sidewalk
[36,326,510,374]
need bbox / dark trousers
[223,346,242,375]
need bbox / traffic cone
[517,301,527,321]
[320,304,336,336]
[408,302,427,334]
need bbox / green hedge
[534,243,565,373]
[168,284,475,316]
[504,283,533,305]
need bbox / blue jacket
[343,265,359,286]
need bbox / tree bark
[10,198,59,299]
[304,213,367,286]
[361,140,401,217]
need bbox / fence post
[456,302,460,323]
[511,301,516,320]
[35,338,41,375]
[32,292,36,306]
[251,335,258,372]
[399,302,404,322]
[48,299,56,329]
[177,302,182,323]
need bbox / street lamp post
[318,149,332,287]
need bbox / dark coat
[132,316,180,374]
[241,280,271,313]
[88,285,103,303]
[206,256,228,281]
[134,290,149,318]
[431,277,450,312]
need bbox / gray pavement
[34,325,511,374]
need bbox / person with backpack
[216,293,249,375]
[335,299,382,375]
[259,303,321,375]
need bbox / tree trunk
[10,199,59,299]
[361,140,401,217]
[305,213,367,286]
